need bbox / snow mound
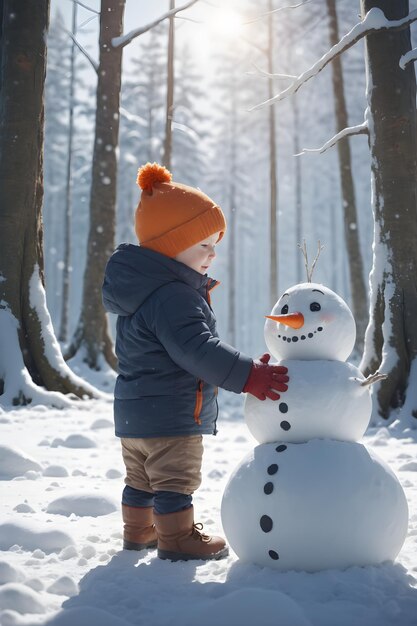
[38,606,133,626]
[58,435,97,449]
[0,445,42,480]
[43,465,69,477]
[58,546,78,561]
[90,418,113,430]
[47,576,78,597]
[399,461,417,471]
[0,523,74,553]
[13,503,35,513]
[46,494,117,517]
[174,588,311,626]
[105,469,122,479]
[0,583,45,614]
[0,561,25,584]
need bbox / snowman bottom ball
[221,439,408,572]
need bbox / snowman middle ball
[245,360,372,444]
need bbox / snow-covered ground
[1,390,417,626]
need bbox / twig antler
[297,240,324,282]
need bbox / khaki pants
[121,435,203,495]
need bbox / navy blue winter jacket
[102,244,253,438]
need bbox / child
[102,162,289,562]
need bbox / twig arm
[360,371,388,387]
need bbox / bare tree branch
[295,122,369,156]
[67,0,99,14]
[247,62,296,80]
[78,14,98,29]
[244,0,311,25]
[112,0,200,49]
[250,7,417,111]
[65,29,99,73]
[175,15,202,23]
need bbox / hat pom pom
[137,162,172,192]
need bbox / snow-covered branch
[119,107,148,127]
[251,7,417,110]
[400,47,417,69]
[112,0,200,49]
[295,122,369,156]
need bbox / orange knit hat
[134,162,226,258]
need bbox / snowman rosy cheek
[320,313,334,323]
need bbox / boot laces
[192,522,211,543]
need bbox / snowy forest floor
[1,389,417,626]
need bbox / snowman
[221,248,408,572]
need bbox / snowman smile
[277,326,324,343]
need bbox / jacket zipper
[213,386,219,435]
[193,379,203,425]
[205,279,220,311]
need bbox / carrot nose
[265,312,305,329]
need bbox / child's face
[174,232,220,274]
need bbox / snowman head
[264,282,356,361]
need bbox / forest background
[2,0,417,427]
[44,0,371,357]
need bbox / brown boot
[154,506,228,561]
[122,504,158,551]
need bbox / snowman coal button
[268,550,279,560]
[264,482,274,494]
[260,515,273,532]
[276,445,287,452]
[267,464,278,475]
[279,402,288,413]
[280,421,291,431]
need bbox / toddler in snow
[102,162,289,561]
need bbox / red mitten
[243,353,289,401]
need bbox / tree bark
[268,0,278,307]
[0,0,94,405]
[227,82,237,347]
[360,0,417,425]
[162,0,175,170]
[326,0,368,354]
[66,0,125,370]
[59,1,77,344]
[293,94,303,284]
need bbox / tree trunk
[268,0,278,307]
[326,0,368,354]
[0,0,94,405]
[293,94,303,284]
[162,0,175,170]
[59,0,77,344]
[66,0,125,370]
[227,84,237,347]
[360,0,417,426]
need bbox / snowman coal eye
[281,304,289,314]
[310,302,321,312]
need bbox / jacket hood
[102,244,216,316]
